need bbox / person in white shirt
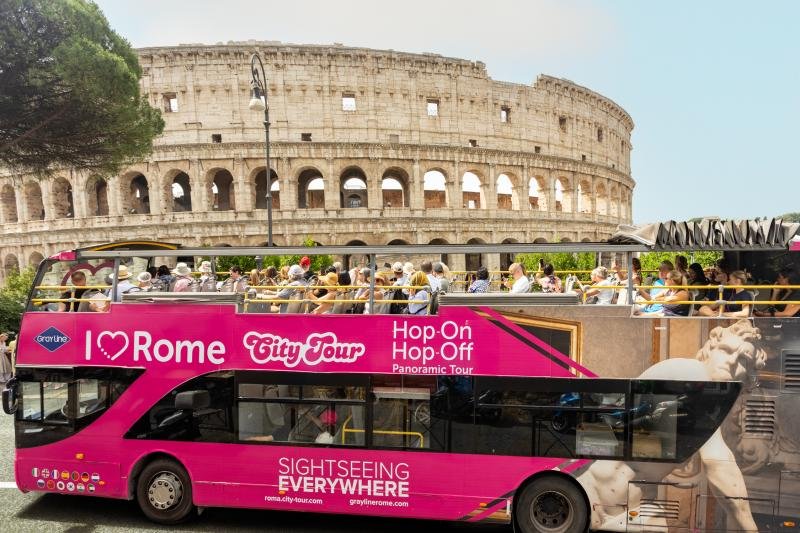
[507,263,531,293]
[576,266,615,304]
[113,265,136,300]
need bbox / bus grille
[783,352,800,392]
[638,498,680,521]
[744,398,776,437]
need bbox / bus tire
[515,476,588,533]
[136,458,195,525]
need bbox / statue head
[696,320,767,385]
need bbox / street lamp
[248,52,273,247]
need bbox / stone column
[409,160,423,209]
[233,157,250,212]
[324,158,339,210]
[107,176,122,216]
[147,167,163,215]
[277,157,296,211]
[366,163,382,209]
[72,174,87,219]
[484,165,498,210]
[513,183,525,211]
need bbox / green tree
[0,267,36,333]
[0,0,164,175]
[209,238,333,275]
[516,252,596,280]
[779,212,800,223]
[638,251,721,272]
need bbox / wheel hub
[531,490,572,531]
[147,472,183,511]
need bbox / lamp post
[248,52,273,247]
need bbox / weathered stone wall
[0,41,635,281]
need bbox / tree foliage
[638,251,722,271]
[780,212,800,223]
[0,267,35,333]
[516,252,596,279]
[210,238,333,274]
[0,0,164,175]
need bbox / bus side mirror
[2,378,18,415]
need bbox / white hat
[392,262,404,273]
[403,262,415,275]
[173,263,192,276]
[198,261,212,273]
[288,264,304,278]
[137,271,152,283]
[114,265,132,280]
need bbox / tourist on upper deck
[433,262,450,293]
[221,265,249,293]
[407,271,431,315]
[687,263,711,301]
[171,263,195,292]
[362,272,391,314]
[675,255,689,284]
[266,265,308,313]
[754,267,800,318]
[132,271,154,292]
[196,261,216,292]
[697,270,753,317]
[112,265,136,299]
[420,261,440,292]
[468,267,491,293]
[390,262,405,284]
[506,263,531,293]
[154,265,172,291]
[576,266,616,305]
[260,266,278,289]
[300,256,314,281]
[307,272,339,314]
[536,263,563,293]
[58,271,88,312]
[636,261,673,313]
[638,270,691,316]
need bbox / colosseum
[0,41,634,280]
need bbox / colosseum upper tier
[0,41,635,277]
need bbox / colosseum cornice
[535,75,634,132]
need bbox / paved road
[0,407,507,533]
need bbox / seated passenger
[536,263,563,293]
[407,271,431,315]
[171,263,195,292]
[506,263,531,293]
[58,271,89,312]
[576,266,615,304]
[306,272,339,314]
[363,273,390,314]
[635,261,673,312]
[687,262,711,300]
[697,270,753,317]
[754,267,800,318]
[128,271,154,293]
[265,265,308,313]
[638,271,690,316]
[196,261,216,292]
[468,266,491,293]
[220,265,249,293]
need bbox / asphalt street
[0,408,507,533]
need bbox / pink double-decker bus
[5,224,800,532]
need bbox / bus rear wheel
[136,458,195,524]
[516,476,587,533]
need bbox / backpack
[389,288,408,314]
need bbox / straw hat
[172,263,192,277]
[114,265,132,280]
[321,272,339,286]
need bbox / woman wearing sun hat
[306,272,340,314]
[112,265,136,300]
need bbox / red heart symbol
[60,261,114,286]
[96,331,129,361]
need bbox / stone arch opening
[23,181,45,221]
[499,237,518,271]
[596,182,608,216]
[340,167,368,208]
[1,184,18,223]
[168,171,192,212]
[29,251,44,268]
[577,179,592,214]
[387,239,409,245]
[428,238,450,269]
[423,170,448,208]
[528,176,547,211]
[554,177,572,213]
[465,237,486,273]
[122,173,150,214]
[343,239,368,270]
[496,174,515,210]
[381,168,409,208]
[533,237,548,244]
[254,168,280,210]
[298,168,325,209]
[560,237,573,243]
[52,177,74,218]
[210,169,235,211]
[86,176,109,216]
[461,171,484,209]
[3,253,19,276]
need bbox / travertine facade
[0,41,635,279]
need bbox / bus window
[29,258,113,312]
[371,375,444,451]
[21,382,42,421]
[75,379,108,418]
[631,393,679,460]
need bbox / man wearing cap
[300,256,314,280]
[113,265,136,300]
[267,264,308,313]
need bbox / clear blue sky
[95,0,799,224]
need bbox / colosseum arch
[554,177,572,213]
[121,172,150,214]
[499,237,519,271]
[1,184,18,223]
[533,237,548,244]
[208,168,235,211]
[297,167,325,209]
[528,176,547,211]
[340,167,368,208]
[461,171,485,209]
[595,182,608,216]
[495,174,515,210]
[3,253,19,276]
[343,239,368,270]
[381,167,410,208]
[51,176,75,218]
[465,237,487,272]
[23,181,45,221]
[577,178,592,214]
[29,251,44,268]
[164,170,192,212]
[423,170,448,208]
[253,168,280,210]
[85,176,109,216]
[387,239,409,245]
[428,238,451,268]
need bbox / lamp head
[249,85,266,112]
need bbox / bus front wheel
[136,458,195,524]
[516,476,588,533]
